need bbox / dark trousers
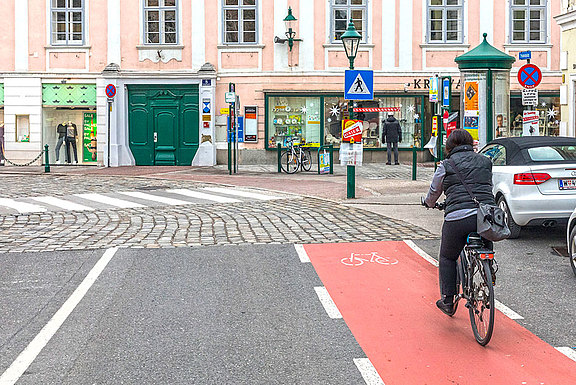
[439,215,494,297]
[55,136,66,162]
[65,137,78,163]
[386,141,399,163]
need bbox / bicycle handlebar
[421,196,445,211]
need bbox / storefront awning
[42,83,96,107]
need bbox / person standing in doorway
[382,112,402,165]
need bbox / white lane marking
[0,247,119,385]
[118,191,191,206]
[203,187,282,201]
[168,189,241,203]
[75,193,145,209]
[0,198,47,213]
[556,347,576,362]
[29,196,94,212]
[314,286,342,319]
[404,241,526,320]
[294,244,310,263]
[403,240,439,267]
[495,300,524,320]
[353,358,385,385]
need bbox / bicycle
[424,200,499,346]
[280,137,312,174]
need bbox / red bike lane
[303,241,576,385]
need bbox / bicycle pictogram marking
[341,252,399,267]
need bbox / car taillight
[513,173,551,185]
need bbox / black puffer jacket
[443,145,495,215]
[382,116,402,143]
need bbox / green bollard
[44,144,50,173]
[347,164,355,198]
[329,145,334,175]
[412,146,417,181]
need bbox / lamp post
[341,19,361,199]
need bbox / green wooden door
[128,85,199,166]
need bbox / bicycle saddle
[466,233,484,248]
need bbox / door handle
[154,132,158,143]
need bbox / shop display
[83,112,97,162]
[55,122,68,164]
[268,96,321,147]
[65,121,79,164]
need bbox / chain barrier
[0,144,46,167]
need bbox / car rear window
[527,146,576,162]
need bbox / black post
[278,143,282,173]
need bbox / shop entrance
[127,85,199,166]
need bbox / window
[331,0,367,43]
[427,0,463,43]
[51,0,84,45]
[16,115,30,143]
[223,0,257,44]
[143,0,178,44]
[481,144,507,166]
[510,0,546,43]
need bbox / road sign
[519,51,531,60]
[202,99,211,114]
[225,92,236,103]
[220,108,229,115]
[442,77,451,107]
[344,70,374,100]
[443,110,449,130]
[522,88,538,106]
[105,84,116,99]
[518,63,542,89]
[523,110,540,136]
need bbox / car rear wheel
[497,196,521,239]
[569,227,576,277]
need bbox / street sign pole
[105,84,116,168]
[227,83,235,175]
[348,103,355,199]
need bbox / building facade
[556,0,576,135]
[0,0,563,167]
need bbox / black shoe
[394,162,400,165]
[436,299,457,316]
[386,162,391,165]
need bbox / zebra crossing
[0,187,287,215]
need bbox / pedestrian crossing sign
[344,70,374,100]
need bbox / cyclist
[422,129,495,315]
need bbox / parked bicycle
[280,137,312,174]
[427,200,499,346]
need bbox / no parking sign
[517,64,542,89]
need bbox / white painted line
[204,187,282,200]
[75,193,145,209]
[314,286,342,319]
[353,358,385,385]
[168,189,241,203]
[403,240,438,267]
[0,198,47,213]
[0,247,119,385]
[30,196,94,212]
[556,347,576,362]
[118,191,191,206]
[404,241,525,320]
[495,300,524,320]
[294,244,310,263]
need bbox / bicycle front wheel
[280,151,299,174]
[468,259,495,346]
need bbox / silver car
[480,136,576,239]
[566,209,576,276]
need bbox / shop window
[509,96,560,137]
[16,115,30,143]
[510,0,546,43]
[268,96,321,147]
[51,0,84,45]
[43,108,97,164]
[223,0,258,44]
[324,96,422,148]
[427,0,463,44]
[143,0,178,44]
[331,0,367,43]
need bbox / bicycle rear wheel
[301,149,313,171]
[468,259,495,346]
[280,151,299,174]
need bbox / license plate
[559,179,576,190]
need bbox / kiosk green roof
[455,33,515,70]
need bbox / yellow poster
[464,81,479,112]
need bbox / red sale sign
[342,120,363,143]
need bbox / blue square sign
[344,70,374,101]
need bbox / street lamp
[340,18,362,70]
[273,7,301,52]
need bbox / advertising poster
[464,81,480,140]
[522,110,540,136]
[83,112,97,162]
[429,77,439,103]
[244,106,257,142]
[319,151,331,174]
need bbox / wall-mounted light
[273,7,302,52]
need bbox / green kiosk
[455,33,515,147]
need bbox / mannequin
[64,121,78,164]
[55,122,68,164]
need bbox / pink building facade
[0,0,562,166]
